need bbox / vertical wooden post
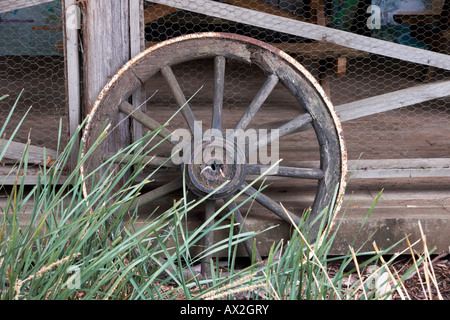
[81,0,145,146]
[335,56,347,78]
[82,0,131,115]
[82,0,140,157]
[129,0,145,142]
[63,0,81,172]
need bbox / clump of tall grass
[0,92,441,300]
[0,91,273,299]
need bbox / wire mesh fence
[143,0,450,161]
[0,0,448,167]
[0,0,67,156]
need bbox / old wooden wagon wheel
[81,32,347,276]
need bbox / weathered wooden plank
[225,0,310,23]
[0,0,54,13]
[269,42,369,59]
[0,166,68,185]
[336,79,450,122]
[82,0,133,163]
[103,152,177,168]
[259,79,450,134]
[256,158,450,179]
[83,0,131,113]
[1,139,57,164]
[63,0,81,172]
[130,0,146,142]
[348,158,450,179]
[151,0,450,70]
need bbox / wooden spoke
[128,177,183,212]
[225,197,262,262]
[234,74,279,131]
[247,113,312,155]
[119,101,176,144]
[212,56,226,131]
[239,182,301,226]
[201,199,216,277]
[247,164,324,180]
[160,66,201,133]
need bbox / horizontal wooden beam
[1,139,58,165]
[0,166,68,185]
[336,79,450,122]
[244,158,450,179]
[0,0,54,13]
[1,158,447,184]
[150,0,450,70]
[348,158,450,179]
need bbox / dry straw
[201,271,265,300]
[13,252,80,300]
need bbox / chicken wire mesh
[143,0,450,162]
[0,0,67,155]
[0,0,448,170]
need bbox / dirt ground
[327,252,450,300]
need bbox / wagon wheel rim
[80,32,347,278]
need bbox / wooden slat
[83,0,131,112]
[0,0,54,14]
[226,0,309,23]
[130,0,146,142]
[1,139,57,165]
[270,42,369,59]
[0,166,68,185]
[143,0,310,24]
[151,0,450,70]
[349,158,450,179]
[247,158,450,179]
[336,79,450,122]
[63,0,81,172]
[82,0,132,158]
[260,80,449,141]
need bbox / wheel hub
[185,136,247,199]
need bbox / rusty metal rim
[81,32,347,237]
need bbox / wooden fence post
[81,0,146,156]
